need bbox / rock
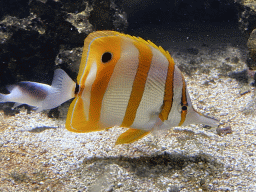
[228,69,248,84]
[55,47,83,78]
[0,0,128,92]
[216,126,233,136]
[247,28,256,69]
[237,0,256,36]
[89,0,128,31]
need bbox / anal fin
[115,128,150,145]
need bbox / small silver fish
[0,69,76,112]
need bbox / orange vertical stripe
[89,36,122,125]
[121,41,153,127]
[178,75,188,126]
[159,57,175,121]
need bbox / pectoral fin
[115,128,150,145]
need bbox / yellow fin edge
[109,31,174,66]
[115,128,150,145]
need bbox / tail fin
[41,69,76,110]
[0,93,7,103]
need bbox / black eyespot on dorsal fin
[182,105,187,111]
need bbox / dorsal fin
[6,85,15,92]
[78,31,175,84]
[98,31,174,65]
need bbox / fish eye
[101,52,112,63]
[182,105,187,111]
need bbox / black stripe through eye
[182,105,187,111]
[102,52,112,63]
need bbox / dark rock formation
[0,0,127,93]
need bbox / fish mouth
[190,107,219,128]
